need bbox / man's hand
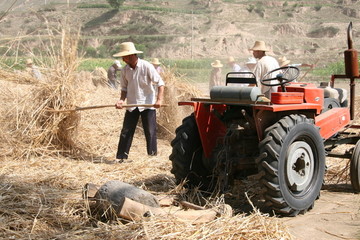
[115,99,124,109]
[154,99,163,108]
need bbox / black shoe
[116,159,124,163]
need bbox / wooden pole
[298,59,320,82]
[47,104,169,113]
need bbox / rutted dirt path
[283,189,360,240]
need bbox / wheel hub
[286,141,314,191]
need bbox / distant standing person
[25,58,42,80]
[227,56,241,72]
[249,41,280,99]
[243,57,257,73]
[151,58,164,74]
[209,60,223,92]
[113,42,165,162]
[107,60,122,89]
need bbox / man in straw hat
[107,60,122,89]
[249,40,280,99]
[209,59,223,92]
[151,58,164,74]
[113,42,165,162]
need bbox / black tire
[350,140,360,193]
[169,115,212,189]
[257,114,326,216]
[322,98,341,113]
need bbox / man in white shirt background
[249,40,280,99]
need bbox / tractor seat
[318,82,348,107]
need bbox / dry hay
[91,67,108,87]
[0,154,292,240]
[0,68,38,85]
[0,27,86,159]
[157,67,203,139]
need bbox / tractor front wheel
[169,115,212,189]
[257,114,326,216]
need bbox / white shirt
[231,63,241,72]
[253,56,280,99]
[121,58,165,112]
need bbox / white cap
[114,60,122,68]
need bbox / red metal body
[315,108,350,140]
[179,101,226,158]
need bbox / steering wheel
[260,66,300,87]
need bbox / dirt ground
[194,80,360,240]
[284,189,360,240]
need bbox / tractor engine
[212,107,259,188]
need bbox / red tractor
[169,23,360,217]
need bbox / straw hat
[245,57,257,65]
[26,58,33,65]
[113,42,143,57]
[151,58,161,65]
[278,56,291,67]
[249,41,269,52]
[227,56,236,63]
[211,60,223,68]
[114,60,122,68]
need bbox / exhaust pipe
[344,22,359,119]
[344,22,359,78]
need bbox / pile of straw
[91,67,108,87]
[0,154,292,240]
[0,27,85,159]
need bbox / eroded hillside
[1,0,360,66]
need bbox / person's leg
[116,109,140,159]
[141,109,157,156]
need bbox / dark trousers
[116,108,157,159]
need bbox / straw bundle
[91,67,108,87]
[0,26,88,159]
[158,67,204,139]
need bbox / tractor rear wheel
[350,140,360,193]
[321,97,341,113]
[169,114,212,189]
[257,114,326,216]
